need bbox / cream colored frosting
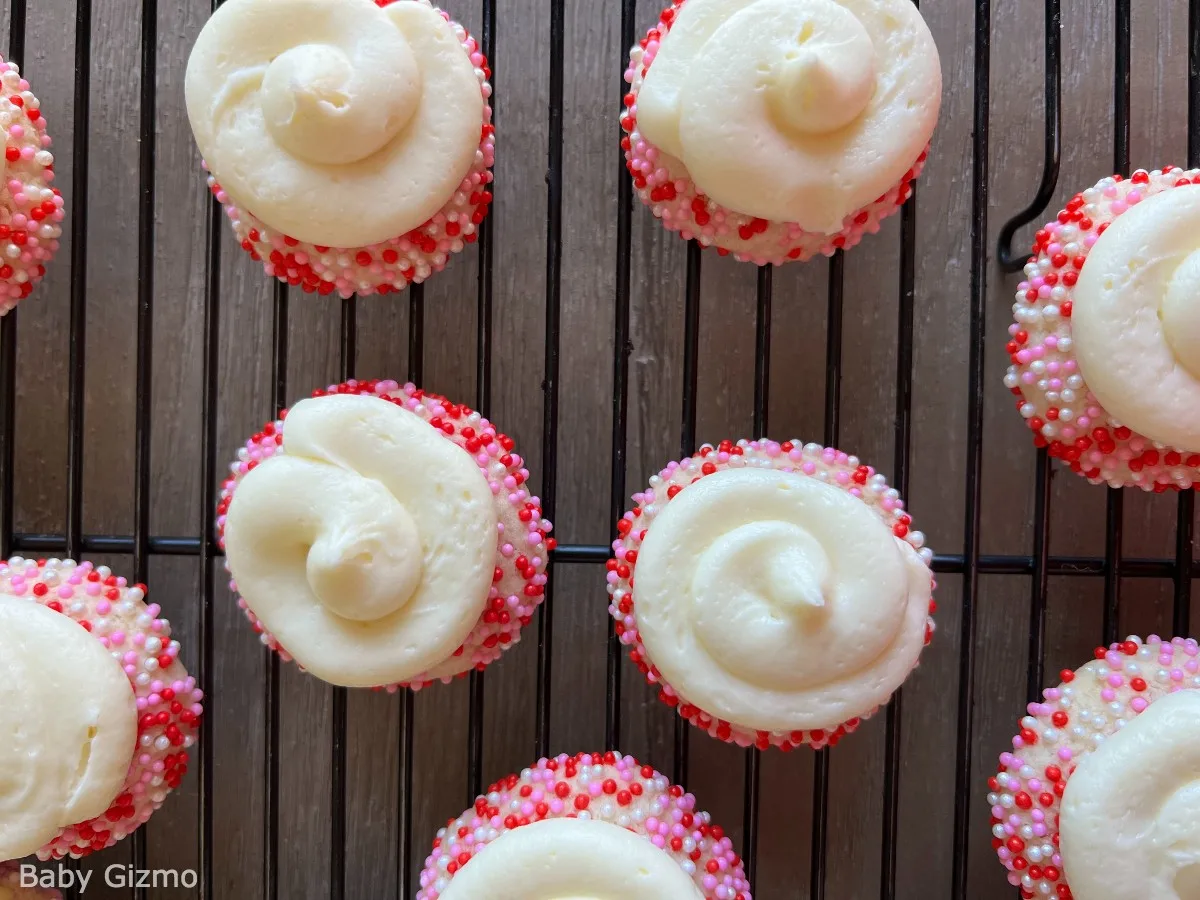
[437,818,704,900]
[1074,185,1200,451]
[636,0,940,233]
[185,0,483,247]
[632,467,930,732]
[0,595,137,861]
[222,393,496,687]
[1060,689,1200,900]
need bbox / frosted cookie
[218,379,553,689]
[1005,166,1200,490]
[185,0,493,298]
[0,56,62,315]
[988,635,1200,900]
[622,0,940,264]
[416,751,751,900]
[0,865,60,899]
[0,558,202,862]
[609,439,935,750]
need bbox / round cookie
[0,558,202,861]
[217,379,554,690]
[416,751,752,900]
[1006,166,1200,490]
[0,55,63,314]
[186,0,493,298]
[622,0,940,264]
[0,865,60,900]
[988,635,1200,900]
[609,439,935,750]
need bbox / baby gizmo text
[20,863,200,892]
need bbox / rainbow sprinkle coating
[217,378,554,689]
[207,0,493,299]
[609,439,935,750]
[0,57,63,315]
[621,0,925,265]
[989,635,1200,900]
[0,863,60,898]
[1006,166,1200,490]
[0,557,202,860]
[417,751,751,900]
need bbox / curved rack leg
[996,0,1061,274]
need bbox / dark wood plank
[1,2,1195,900]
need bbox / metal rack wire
[0,0,1197,899]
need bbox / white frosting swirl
[635,0,941,233]
[632,467,930,732]
[1074,185,1200,451]
[185,0,484,247]
[0,595,137,861]
[1060,689,1200,900]
[222,393,496,688]
[437,819,704,900]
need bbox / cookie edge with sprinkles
[415,750,752,900]
[0,55,63,316]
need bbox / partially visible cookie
[0,558,201,861]
[0,864,61,900]
[0,55,62,315]
[417,751,751,900]
[1007,166,1200,489]
[988,635,1200,900]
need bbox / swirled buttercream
[185,0,484,247]
[222,392,496,687]
[630,466,930,732]
[1060,689,1200,900]
[1073,184,1200,452]
[635,0,940,234]
[438,819,705,900]
[0,594,137,861]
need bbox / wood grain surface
[0,1,1195,898]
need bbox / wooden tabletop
[0,0,1194,898]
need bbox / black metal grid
[0,1,1196,899]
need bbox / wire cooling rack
[0,0,1197,898]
